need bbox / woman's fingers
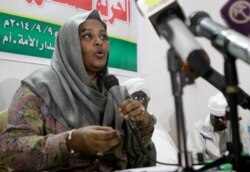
[76,126,121,155]
[80,126,121,141]
[118,99,145,122]
[92,129,121,140]
[93,135,121,152]
[91,125,113,131]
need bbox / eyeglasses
[211,115,226,122]
[132,95,150,104]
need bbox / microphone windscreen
[103,74,119,91]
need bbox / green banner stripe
[0,12,60,58]
[0,12,137,72]
[109,37,137,72]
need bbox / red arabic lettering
[26,0,44,6]
[24,0,131,25]
[106,0,130,24]
[96,0,108,16]
[109,0,130,24]
[52,0,93,11]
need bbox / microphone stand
[197,53,250,172]
[167,48,195,172]
[225,54,242,171]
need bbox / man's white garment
[187,115,248,163]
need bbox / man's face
[131,91,149,109]
[210,114,227,131]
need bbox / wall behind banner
[1,0,250,153]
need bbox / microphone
[167,47,250,110]
[198,65,250,110]
[103,74,125,106]
[103,74,149,154]
[135,1,250,110]
[136,2,206,168]
[136,0,211,81]
[189,11,250,65]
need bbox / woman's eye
[81,33,92,40]
[100,34,108,41]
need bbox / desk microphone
[189,11,250,65]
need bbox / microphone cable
[127,120,179,166]
[128,120,204,167]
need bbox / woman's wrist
[138,112,156,128]
[66,129,76,155]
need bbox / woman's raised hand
[118,99,150,126]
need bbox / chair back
[0,109,8,171]
[0,109,8,133]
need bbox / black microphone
[197,65,250,110]
[103,74,149,154]
[136,0,211,82]
[167,47,250,110]
[103,74,125,106]
[189,11,250,65]
[135,1,250,110]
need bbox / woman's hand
[118,99,150,126]
[67,125,121,156]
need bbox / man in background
[122,78,178,165]
[187,92,248,163]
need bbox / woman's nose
[94,37,103,46]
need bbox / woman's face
[79,19,109,75]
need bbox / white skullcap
[208,92,227,117]
[121,78,150,98]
